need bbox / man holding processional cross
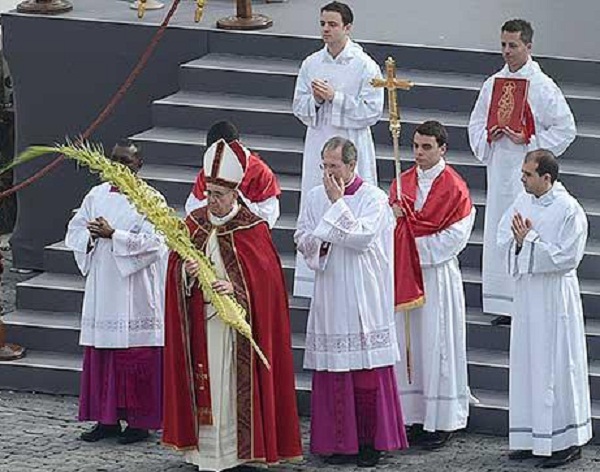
[376,59,475,450]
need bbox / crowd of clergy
[24,1,590,470]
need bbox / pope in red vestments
[185,120,281,228]
[163,138,302,471]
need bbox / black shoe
[80,423,121,442]
[117,427,150,445]
[323,454,357,465]
[406,424,426,444]
[537,446,582,468]
[420,431,454,451]
[509,449,535,460]
[491,315,512,326]
[357,446,381,467]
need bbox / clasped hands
[312,78,335,103]
[87,217,114,239]
[184,260,234,295]
[512,212,532,247]
[488,125,527,145]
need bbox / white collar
[208,201,240,226]
[417,159,446,182]
[532,182,562,207]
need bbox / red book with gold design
[486,77,530,133]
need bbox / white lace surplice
[65,183,168,348]
[295,183,399,371]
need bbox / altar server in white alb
[390,121,475,450]
[65,141,168,445]
[498,149,591,469]
[292,1,384,297]
[295,137,408,467]
[468,19,576,326]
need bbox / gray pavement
[3,242,600,471]
[2,390,600,471]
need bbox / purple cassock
[79,346,163,430]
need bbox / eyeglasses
[205,190,234,200]
[319,162,346,171]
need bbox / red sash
[389,164,473,310]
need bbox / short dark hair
[206,120,240,148]
[414,120,448,147]
[502,19,534,45]
[321,136,357,164]
[112,139,141,160]
[320,1,354,25]
[525,149,559,183]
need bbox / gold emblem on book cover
[497,81,516,128]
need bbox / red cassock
[389,164,473,310]
[191,153,281,203]
[162,206,302,463]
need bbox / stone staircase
[4,33,600,439]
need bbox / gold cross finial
[370,57,414,137]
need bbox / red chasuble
[191,153,281,203]
[162,206,302,462]
[389,164,473,310]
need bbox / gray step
[3,310,82,354]
[290,333,600,401]
[290,305,600,363]
[133,126,600,204]
[467,349,600,401]
[151,90,600,160]
[206,31,600,89]
[282,259,600,321]
[0,350,81,395]
[135,164,600,242]
[467,389,600,441]
[17,272,85,313]
[151,90,474,151]
[181,53,600,122]
[0,347,312,414]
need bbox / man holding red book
[390,121,475,450]
[468,19,576,326]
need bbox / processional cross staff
[371,57,415,383]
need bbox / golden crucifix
[371,57,415,383]
[371,57,414,196]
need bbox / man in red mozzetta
[390,121,475,450]
[163,138,302,470]
[185,120,281,228]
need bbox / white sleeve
[416,208,476,267]
[64,191,96,276]
[497,201,521,277]
[239,194,280,229]
[468,79,494,164]
[294,192,330,271]
[313,196,391,252]
[185,192,206,215]
[330,60,384,129]
[529,84,577,157]
[292,60,320,128]
[518,208,587,274]
[111,220,168,278]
